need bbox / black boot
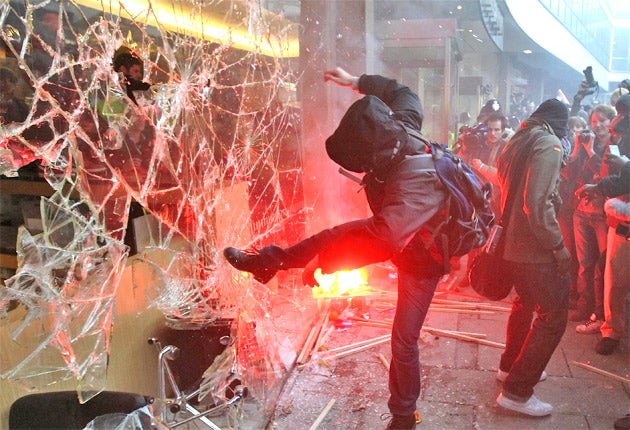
[223,247,277,284]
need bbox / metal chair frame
[148,337,246,429]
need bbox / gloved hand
[553,246,571,278]
[302,256,320,288]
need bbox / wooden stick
[429,303,497,310]
[312,312,331,353]
[308,398,336,430]
[325,334,392,355]
[314,326,334,353]
[427,307,494,315]
[351,316,392,327]
[432,298,511,312]
[422,325,487,339]
[572,361,630,384]
[376,352,390,371]
[297,323,319,365]
[297,306,330,365]
[354,320,393,329]
[422,327,505,349]
[331,336,391,359]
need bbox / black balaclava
[527,98,569,139]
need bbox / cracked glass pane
[1,0,310,423]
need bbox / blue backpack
[405,128,495,260]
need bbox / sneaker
[384,414,416,430]
[496,392,553,416]
[497,369,548,382]
[223,247,277,284]
[595,337,619,355]
[576,314,604,334]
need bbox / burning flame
[311,268,372,298]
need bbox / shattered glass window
[0,0,312,426]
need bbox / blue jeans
[499,261,569,400]
[257,221,443,417]
[387,270,439,416]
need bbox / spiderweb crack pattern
[0,1,308,417]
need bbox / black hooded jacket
[318,74,447,277]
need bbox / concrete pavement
[267,271,630,430]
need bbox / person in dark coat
[495,99,571,417]
[223,67,448,430]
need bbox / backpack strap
[400,123,430,150]
[399,124,455,269]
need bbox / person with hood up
[495,99,571,416]
[223,67,449,430]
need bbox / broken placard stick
[297,307,330,365]
[322,335,392,360]
[332,337,391,359]
[427,307,494,315]
[351,316,392,328]
[429,303,498,311]
[572,361,630,384]
[432,298,510,312]
[325,334,392,355]
[308,398,337,430]
[422,327,505,349]
[297,324,319,365]
[377,352,390,371]
[354,320,393,329]
[422,325,487,339]
[312,310,332,352]
[314,325,335,353]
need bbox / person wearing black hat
[494,99,571,417]
[223,67,449,430]
[112,46,152,106]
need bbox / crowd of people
[456,83,629,331]
[2,10,627,424]
[223,67,629,429]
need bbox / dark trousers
[257,219,372,269]
[499,261,569,400]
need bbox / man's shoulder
[512,125,557,146]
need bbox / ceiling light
[74,0,299,58]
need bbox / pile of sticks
[296,297,508,370]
